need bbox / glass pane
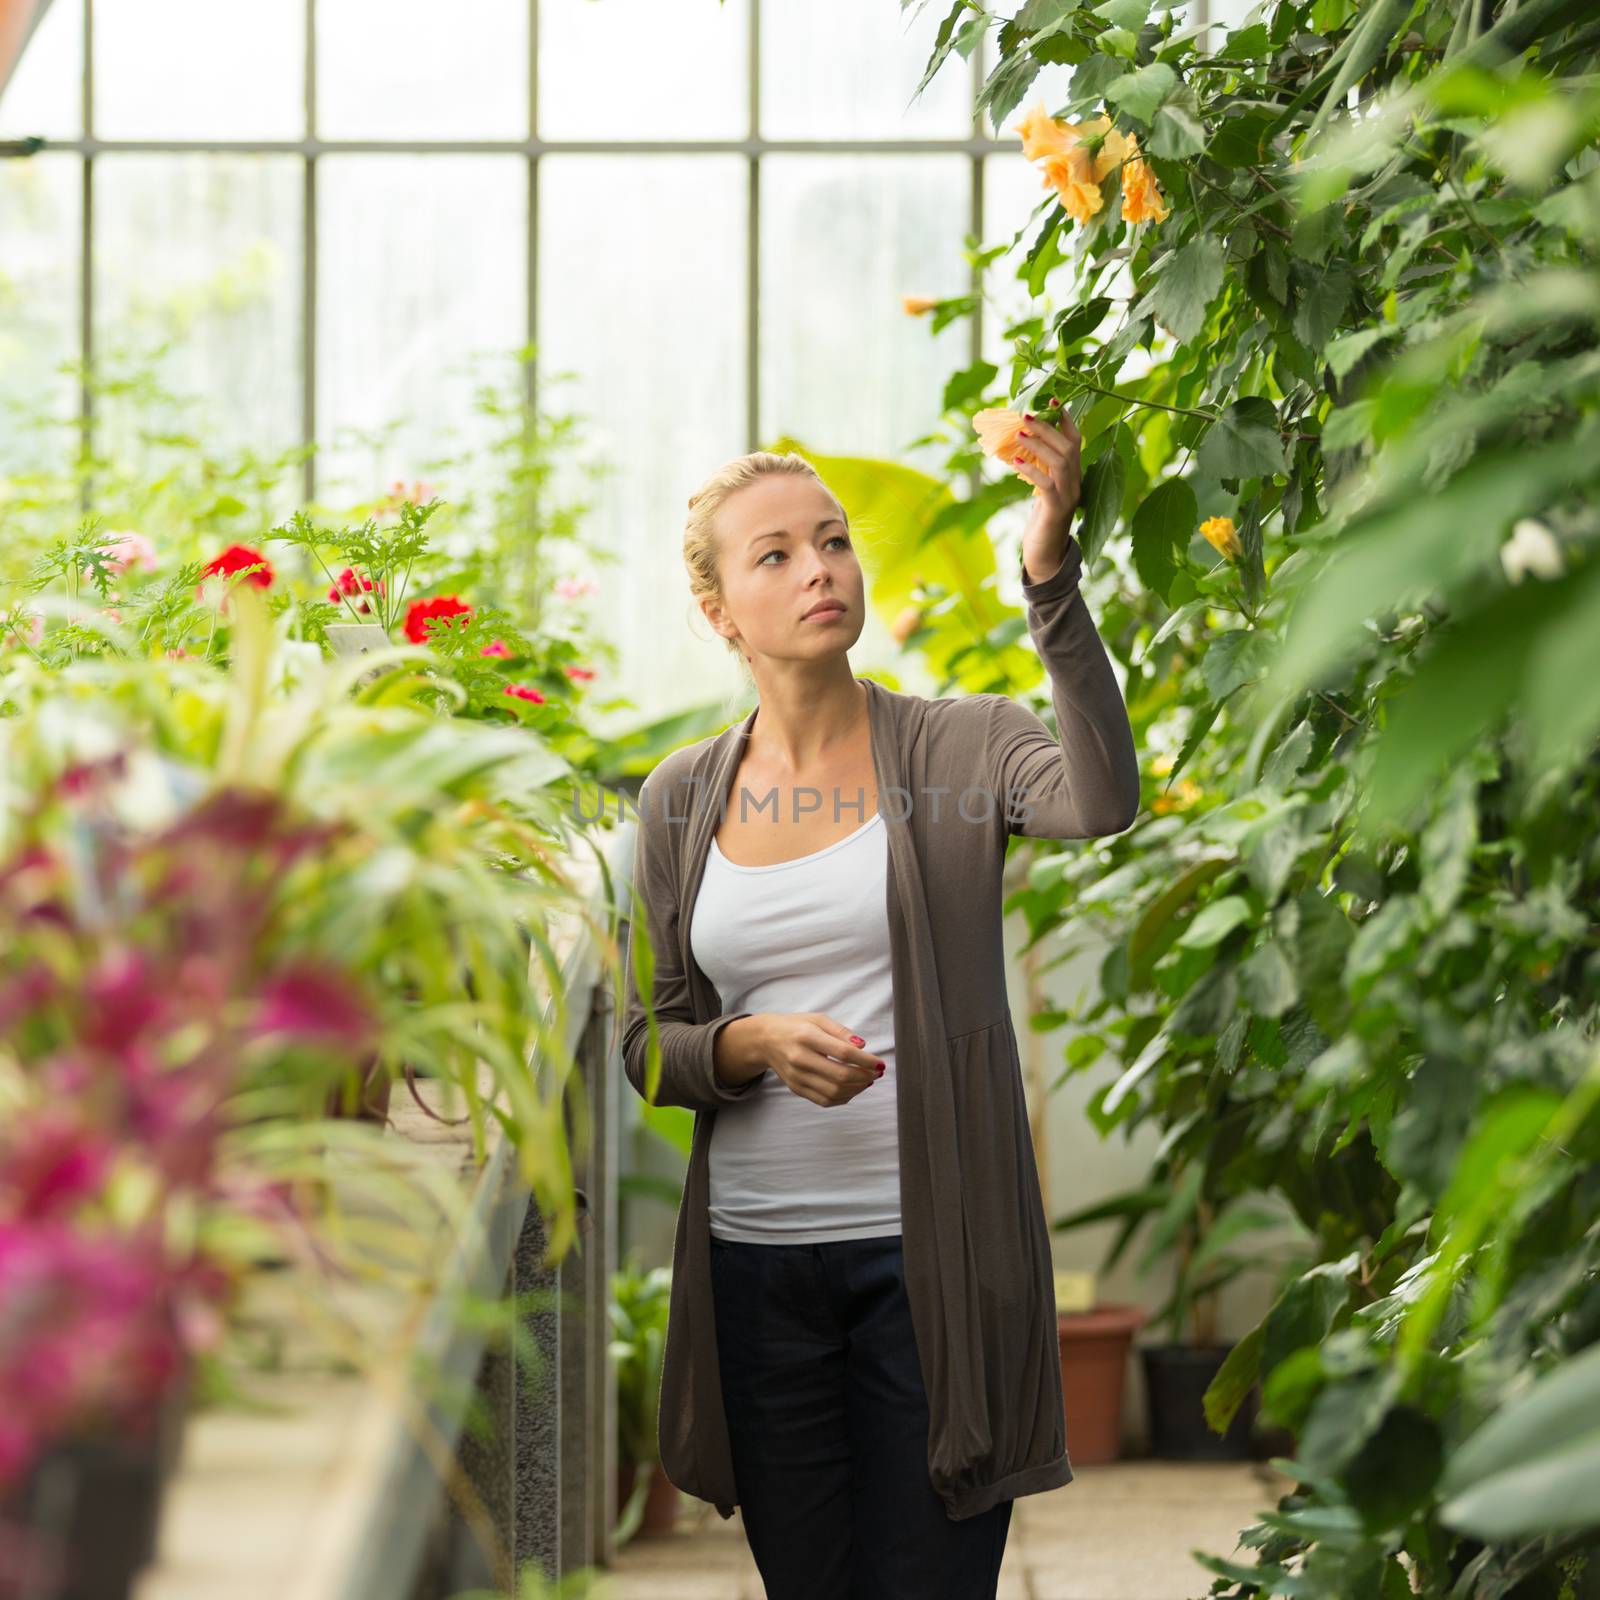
[94,0,304,140]
[316,156,526,499]
[761,0,970,141]
[93,155,303,465]
[537,154,747,727]
[538,0,745,140]
[318,0,527,140]
[0,154,80,481]
[1204,0,1261,48]
[0,0,83,140]
[760,155,970,476]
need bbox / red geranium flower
[402,595,471,645]
[503,684,545,703]
[327,567,385,614]
[562,664,595,683]
[198,544,273,592]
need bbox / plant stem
[1064,377,1221,421]
[1184,163,1296,242]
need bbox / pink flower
[96,532,158,576]
[503,684,546,704]
[0,1112,115,1220]
[480,639,512,659]
[562,664,595,683]
[553,576,597,602]
[254,967,372,1049]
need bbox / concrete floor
[599,1459,1295,1600]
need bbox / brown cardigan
[619,534,1140,1523]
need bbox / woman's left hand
[1011,405,1083,584]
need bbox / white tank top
[689,809,901,1244]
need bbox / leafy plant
[906,0,1600,1591]
[606,1256,672,1546]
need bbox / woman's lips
[802,603,846,621]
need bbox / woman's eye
[759,534,848,566]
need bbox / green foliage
[912,0,1600,1591]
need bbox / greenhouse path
[602,1458,1294,1599]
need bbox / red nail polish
[1024,412,1034,421]
[1013,455,1025,464]
[876,1061,886,1071]
[850,1035,865,1046]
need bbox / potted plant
[0,1226,208,1600]
[1052,1266,1148,1464]
[1053,1159,1285,1460]
[607,1258,679,1542]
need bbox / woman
[620,406,1139,1600]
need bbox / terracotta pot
[1058,1302,1148,1465]
[614,1458,680,1540]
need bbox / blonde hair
[683,450,846,680]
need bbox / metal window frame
[10,0,1217,509]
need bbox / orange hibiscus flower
[973,409,1051,497]
[1119,133,1170,224]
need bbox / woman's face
[703,475,864,666]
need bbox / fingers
[812,1016,884,1073]
[1018,409,1081,460]
[1010,452,1053,496]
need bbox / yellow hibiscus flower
[1199,515,1243,563]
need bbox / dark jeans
[708,1230,1013,1600]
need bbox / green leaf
[1148,98,1206,160]
[1093,0,1148,27]
[1240,940,1299,1017]
[1441,1434,1600,1541]
[1055,294,1112,348]
[1201,629,1270,701]
[1306,0,1415,144]
[942,359,999,411]
[1364,577,1565,826]
[1418,765,1478,918]
[1075,448,1125,568]
[1241,803,1308,902]
[1104,60,1178,125]
[1344,896,1417,985]
[979,47,1044,129]
[1016,0,1084,34]
[1208,109,1275,168]
[1441,1341,1600,1499]
[1141,235,1226,344]
[1321,399,1375,452]
[1292,259,1354,350]
[1195,397,1286,482]
[1130,476,1197,597]
[1178,894,1253,949]
[1326,325,1395,380]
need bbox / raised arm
[620,770,762,1113]
[986,534,1141,840]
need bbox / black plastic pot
[3,1379,187,1600]
[1140,1342,1259,1460]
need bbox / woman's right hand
[752,1013,886,1107]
